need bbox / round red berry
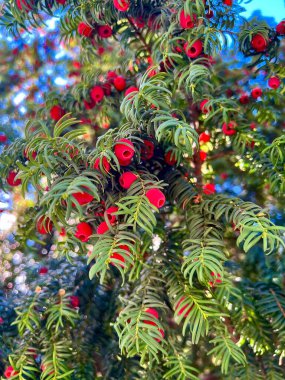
[113,0,130,12]
[114,138,135,162]
[74,222,93,242]
[184,40,203,58]
[146,188,166,208]
[268,76,281,89]
[114,76,127,91]
[119,171,137,189]
[251,33,268,52]
[7,171,22,187]
[164,151,177,166]
[36,216,53,234]
[77,22,94,38]
[97,221,109,235]
[50,105,65,121]
[251,87,262,99]
[90,86,105,103]
[222,121,237,136]
[202,183,216,195]
[179,10,196,29]
[276,20,285,35]
[97,25,112,38]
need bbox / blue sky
[242,0,284,21]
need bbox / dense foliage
[0,0,285,379]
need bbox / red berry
[94,157,111,173]
[130,17,145,28]
[114,138,135,162]
[97,221,109,235]
[206,9,214,18]
[164,151,177,166]
[90,86,105,103]
[155,328,165,342]
[119,171,137,189]
[276,20,285,35]
[175,296,192,317]
[106,206,119,224]
[146,188,166,208]
[199,132,211,144]
[179,10,196,29]
[4,366,18,379]
[251,87,262,99]
[144,308,159,325]
[222,121,237,136]
[107,71,118,83]
[184,40,203,58]
[77,22,94,38]
[268,76,281,89]
[97,25,112,38]
[23,148,37,160]
[39,267,48,275]
[110,245,130,267]
[16,0,33,11]
[113,0,130,12]
[36,216,53,234]
[251,33,268,53]
[59,227,66,236]
[0,317,4,324]
[84,98,96,110]
[50,105,65,121]
[199,151,207,161]
[56,0,67,4]
[69,295,80,308]
[220,172,228,180]
[74,222,93,242]
[239,93,250,104]
[7,171,21,187]
[72,189,94,206]
[200,99,210,114]
[141,140,154,160]
[202,183,216,195]
[0,134,7,143]
[223,0,232,5]
[114,76,127,91]
[125,86,139,97]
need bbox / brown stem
[270,288,285,318]
[126,15,152,55]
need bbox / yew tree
[0,0,285,379]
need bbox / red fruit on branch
[50,105,65,121]
[179,10,196,29]
[155,328,165,342]
[239,93,250,104]
[251,33,268,52]
[276,20,285,35]
[94,157,111,173]
[39,267,48,275]
[119,171,137,189]
[130,17,145,28]
[114,76,127,91]
[199,132,211,144]
[90,86,105,103]
[83,98,96,110]
[97,25,113,38]
[209,272,222,287]
[199,151,207,161]
[69,295,80,308]
[114,138,135,162]
[223,0,232,5]
[125,86,139,97]
[107,71,118,83]
[222,121,237,136]
[110,245,130,267]
[113,0,130,12]
[77,22,94,38]
[56,0,67,4]
[202,183,216,195]
[200,99,211,114]
[106,206,119,224]
[251,87,262,99]
[144,308,159,325]
[74,222,93,242]
[72,189,94,206]
[6,171,22,187]
[268,76,281,89]
[146,188,166,208]
[141,140,155,160]
[4,366,19,379]
[175,296,192,317]
[97,221,110,235]
[36,216,53,234]
[0,134,7,143]
[184,40,203,58]
[164,151,177,166]
[16,0,33,11]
